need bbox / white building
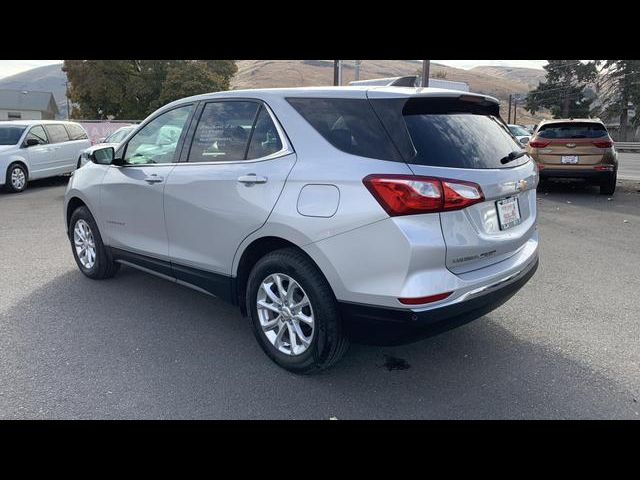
[0,89,59,121]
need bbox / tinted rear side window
[537,122,607,139]
[372,97,526,169]
[286,98,402,161]
[45,124,70,143]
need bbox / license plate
[561,155,579,164]
[496,196,521,230]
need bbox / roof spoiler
[349,76,419,87]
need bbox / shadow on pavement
[0,175,69,196]
[1,265,636,419]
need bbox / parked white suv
[1,120,91,193]
[64,87,539,373]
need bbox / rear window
[372,97,526,169]
[65,123,89,141]
[286,98,402,161]
[537,122,607,139]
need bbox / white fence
[615,142,640,152]
[76,121,139,145]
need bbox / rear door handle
[144,175,164,184]
[238,174,267,185]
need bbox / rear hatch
[530,121,612,166]
[370,92,537,274]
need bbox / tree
[526,60,597,118]
[63,60,237,120]
[592,60,640,141]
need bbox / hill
[232,60,549,124]
[471,66,546,89]
[0,63,68,118]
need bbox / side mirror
[24,138,40,147]
[89,146,115,165]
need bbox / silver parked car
[508,124,531,146]
[78,125,137,169]
[64,87,539,373]
[1,120,91,193]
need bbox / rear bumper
[539,168,615,180]
[339,254,539,345]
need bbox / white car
[508,124,531,146]
[78,125,137,169]
[0,120,91,193]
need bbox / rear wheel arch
[234,236,334,316]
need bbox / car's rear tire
[246,248,349,374]
[599,172,616,195]
[4,163,28,193]
[69,206,120,279]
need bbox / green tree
[526,60,597,118]
[592,60,640,141]
[63,60,237,120]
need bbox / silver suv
[64,87,539,373]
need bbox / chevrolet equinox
[64,87,539,373]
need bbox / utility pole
[65,80,70,120]
[508,94,512,123]
[333,60,339,86]
[337,60,343,86]
[354,60,361,81]
[513,97,517,125]
[422,60,430,87]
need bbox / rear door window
[246,107,283,159]
[188,101,260,162]
[537,122,607,139]
[372,97,527,169]
[45,124,70,143]
[286,97,402,161]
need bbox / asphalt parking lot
[1,165,639,419]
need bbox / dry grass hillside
[231,60,550,125]
[471,66,546,89]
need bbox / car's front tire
[4,163,28,193]
[246,248,349,374]
[69,206,120,279]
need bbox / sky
[0,60,548,80]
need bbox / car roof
[0,120,84,126]
[538,118,604,125]
[163,86,499,109]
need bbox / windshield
[537,122,607,139]
[509,125,530,136]
[0,126,26,145]
[105,126,134,143]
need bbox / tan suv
[527,119,618,195]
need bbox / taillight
[592,140,613,148]
[363,174,484,217]
[529,140,550,148]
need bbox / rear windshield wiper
[500,150,527,165]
